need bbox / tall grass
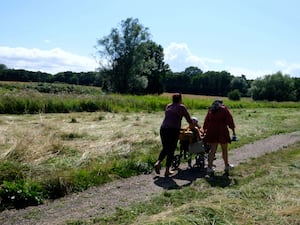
[0,82,299,114]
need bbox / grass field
[1,108,299,168]
[0,82,300,214]
[92,142,300,225]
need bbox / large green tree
[96,18,167,94]
[250,71,296,101]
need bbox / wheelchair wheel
[195,154,205,169]
[172,154,181,170]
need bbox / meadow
[0,82,300,218]
[92,142,300,225]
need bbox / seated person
[179,117,203,157]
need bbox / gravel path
[1,131,300,225]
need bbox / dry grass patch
[1,108,300,167]
[0,112,163,166]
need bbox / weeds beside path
[1,131,300,225]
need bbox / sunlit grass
[90,142,300,225]
[0,86,300,210]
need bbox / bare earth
[1,131,300,225]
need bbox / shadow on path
[204,173,233,188]
[153,167,233,189]
[153,167,204,189]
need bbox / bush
[228,89,241,101]
[0,161,29,183]
[0,180,44,210]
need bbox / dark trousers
[158,128,180,167]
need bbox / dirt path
[1,131,300,225]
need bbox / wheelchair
[172,128,210,170]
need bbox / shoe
[224,164,234,173]
[164,170,175,177]
[207,167,215,175]
[154,163,161,175]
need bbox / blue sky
[1,0,300,79]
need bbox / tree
[294,77,300,101]
[230,75,249,96]
[197,71,233,96]
[163,72,191,93]
[136,41,168,94]
[0,64,8,70]
[228,89,241,101]
[250,71,296,101]
[184,66,203,77]
[96,18,167,94]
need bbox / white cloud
[0,46,99,74]
[164,42,222,72]
[2,45,299,80]
[226,67,272,80]
[274,60,300,77]
[163,42,300,79]
[227,60,300,80]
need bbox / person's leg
[220,143,234,173]
[164,129,179,176]
[155,128,179,176]
[154,128,168,174]
[220,143,229,166]
[207,143,218,169]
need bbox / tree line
[1,64,299,101]
[1,17,300,101]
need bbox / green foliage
[1,65,300,100]
[294,77,300,100]
[45,168,112,195]
[0,69,98,86]
[0,69,52,82]
[0,180,44,210]
[112,159,153,178]
[230,75,250,96]
[0,64,8,70]
[251,71,297,101]
[1,83,300,115]
[165,70,234,96]
[228,89,241,101]
[42,176,70,199]
[0,150,155,210]
[0,161,29,183]
[96,18,166,94]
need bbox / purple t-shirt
[161,103,192,129]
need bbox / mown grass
[0,107,299,211]
[0,82,300,211]
[71,142,300,225]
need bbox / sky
[1,0,300,80]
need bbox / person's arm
[224,107,236,139]
[182,104,194,128]
[224,107,235,129]
[203,111,210,133]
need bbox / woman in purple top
[154,93,193,177]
